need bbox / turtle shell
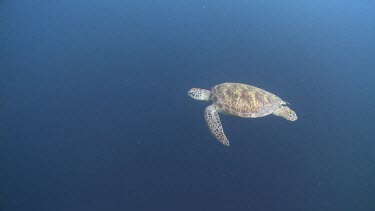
[210,83,284,118]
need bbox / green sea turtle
[188,83,297,146]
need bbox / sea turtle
[188,83,297,146]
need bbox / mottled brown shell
[210,83,285,118]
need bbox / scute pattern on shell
[210,83,284,118]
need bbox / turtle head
[273,106,298,121]
[188,88,211,101]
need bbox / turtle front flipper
[204,104,230,146]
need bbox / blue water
[1,1,375,210]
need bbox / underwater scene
[1,0,375,210]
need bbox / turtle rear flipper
[204,105,230,146]
[273,106,298,121]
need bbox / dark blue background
[1,1,375,210]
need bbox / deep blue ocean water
[1,1,375,210]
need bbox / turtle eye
[188,89,196,96]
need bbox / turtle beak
[187,89,196,98]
